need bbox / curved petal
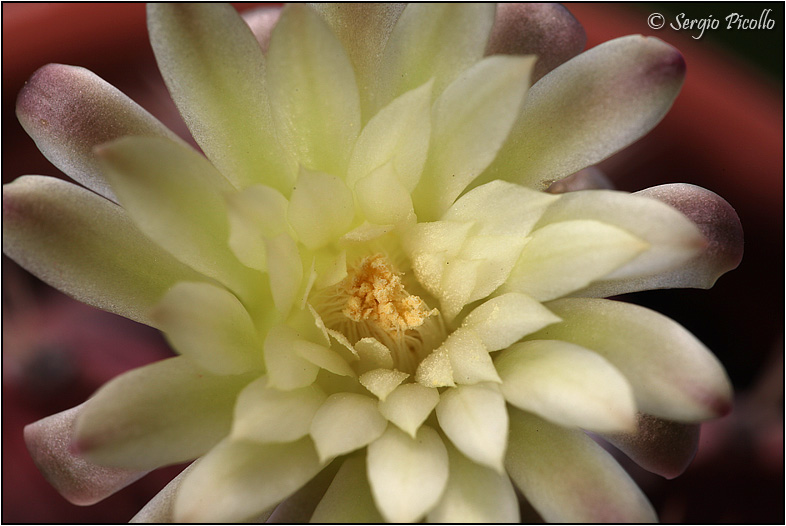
[2,176,204,327]
[148,3,294,192]
[600,413,700,480]
[173,437,323,523]
[263,325,320,390]
[130,462,198,523]
[96,136,260,298]
[151,282,265,375]
[533,298,733,421]
[73,357,253,470]
[427,442,519,523]
[242,7,280,54]
[311,455,384,522]
[435,382,508,472]
[15,64,180,201]
[287,167,354,250]
[485,2,586,83]
[310,393,388,462]
[311,3,406,122]
[366,425,449,523]
[496,340,637,432]
[484,35,686,189]
[24,403,147,506]
[378,383,440,438]
[267,3,360,176]
[266,460,340,523]
[506,409,656,522]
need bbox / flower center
[313,254,444,374]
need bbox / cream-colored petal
[148,3,294,192]
[378,383,440,437]
[443,328,501,385]
[130,462,199,523]
[73,357,252,470]
[534,298,733,421]
[151,282,264,375]
[288,167,354,250]
[310,393,388,462]
[267,4,360,176]
[359,368,409,401]
[461,293,561,351]
[174,437,323,523]
[265,233,304,315]
[354,162,415,226]
[415,347,455,388]
[15,64,180,201]
[413,55,535,220]
[435,383,508,472]
[354,337,394,374]
[263,325,320,390]
[506,409,656,522]
[24,403,147,506]
[2,176,203,327]
[366,425,449,523]
[311,455,384,522]
[295,339,356,378]
[484,35,685,189]
[502,219,648,301]
[232,377,326,443]
[226,184,290,272]
[496,340,637,432]
[427,442,519,523]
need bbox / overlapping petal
[311,455,384,523]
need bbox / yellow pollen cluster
[342,254,433,336]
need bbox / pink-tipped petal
[486,3,586,83]
[242,7,281,54]
[15,64,180,201]
[24,403,148,506]
[601,413,701,480]
[547,166,615,193]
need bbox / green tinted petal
[288,167,355,250]
[311,455,384,523]
[310,393,387,462]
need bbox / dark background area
[2,3,783,523]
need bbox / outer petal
[24,403,147,506]
[374,3,496,112]
[600,413,700,480]
[242,7,280,54]
[97,136,258,297]
[506,409,657,522]
[366,425,449,523]
[311,455,384,523]
[174,437,323,523]
[151,282,265,375]
[148,3,294,192]
[532,298,733,421]
[130,462,198,523]
[576,183,744,296]
[496,340,637,432]
[2,176,204,327]
[427,442,519,523]
[484,35,685,189]
[486,2,586,83]
[310,393,388,462]
[73,357,252,470]
[267,3,360,176]
[435,382,508,472]
[15,64,180,201]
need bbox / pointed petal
[413,55,535,220]
[359,368,409,401]
[506,409,656,522]
[174,437,322,523]
[15,64,179,201]
[148,3,294,191]
[366,425,449,523]
[486,2,586,83]
[226,184,290,272]
[427,442,519,523]
[443,328,501,385]
[97,136,257,296]
[374,3,496,112]
[310,393,388,462]
[546,165,615,193]
[415,347,455,388]
[232,377,326,444]
[130,462,198,523]
[311,455,385,522]
[151,282,264,375]
[242,7,280,54]
[534,298,733,421]
[601,413,700,480]
[266,460,340,523]
[461,293,561,351]
[436,383,508,472]
[2,176,203,327]
[486,35,685,189]
[501,219,648,301]
[73,357,252,469]
[354,162,415,226]
[535,189,705,280]
[267,4,360,176]
[311,3,406,122]
[295,340,356,378]
[24,403,147,506]
[263,325,320,390]
[288,167,354,250]
[496,340,637,432]
[378,383,440,437]
[265,233,305,314]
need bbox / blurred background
[2,3,783,522]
